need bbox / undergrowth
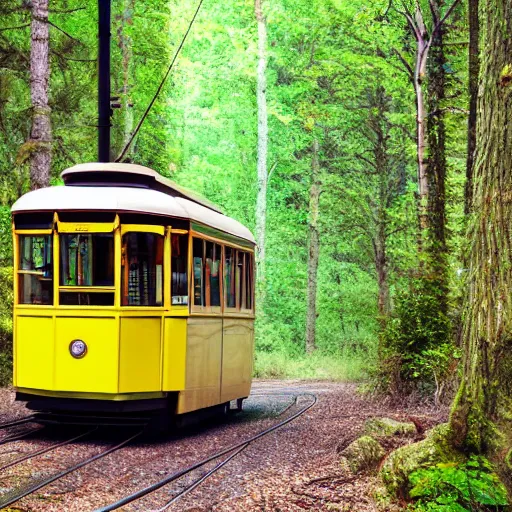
[254,350,370,381]
[407,456,508,512]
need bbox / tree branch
[47,20,83,44]
[0,24,30,32]
[392,48,414,80]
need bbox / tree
[392,0,459,236]
[255,0,268,309]
[28,0,51,190]
[449,0,512,467]
[305,138,321,354]
[464,0,479,214]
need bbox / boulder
[365,417,416,438]
[341,435,385,473]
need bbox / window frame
[190,236,222,315]
[15,230,54,307]
[120,225,166,309]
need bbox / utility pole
[98,0,111,162]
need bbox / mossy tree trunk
[450,0,512,479]
[464,0,479,215]
[425,7,448,313]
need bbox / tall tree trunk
[413,9,430,235]
[373,86,391,320]
[120,0,134,154]
[426,13,449,311]
[464,0,479,215]
[255,0,268,309]
[450,0,512,471]
[306,139,321,354]
[29,0,51,190]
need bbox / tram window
[122,233,164,306]
[245,252,253,310]
[192,238,204,307]
[171,234,188,306]
[205,242,221,307]
[236,251,244,309]
[60,234,114,286]
[18,235,53,305]
[224,246,236,308]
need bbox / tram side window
[233,250,254,311]
[205,242,221,307]
[245,252,253,310]
[192,238,204,307]
[122,233,164,306]
[18,235,53,305]
[171,234,188,306]
[224,246,236,308]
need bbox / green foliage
[254,349,370,381]
[379,278,457,394]
[407,456,509,511]
[0,267,13,386]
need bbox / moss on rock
[341,435,385,473]
[365,417,416,438]
[380,423,465,497]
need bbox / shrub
[378,277,458,397]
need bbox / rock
[340,435,385,473]
[365,417,416,438]
[380,423,466,496]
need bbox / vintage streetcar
[11,163,255,426]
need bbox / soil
[0,381,448,512]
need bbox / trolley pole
[98,0,111,162]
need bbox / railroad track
[0,427,145,509]
[0,392,315,511]
[95,393,317,512]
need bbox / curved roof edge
[11,186,256,245]
[61,162,223,214]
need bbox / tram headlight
[69,340,87,359]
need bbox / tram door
[119,225,165,393]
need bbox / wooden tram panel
[11,163,255,417]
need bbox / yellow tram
[11,163,255,421]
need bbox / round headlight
[70,340,87,359]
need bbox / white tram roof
[12,163,256,245]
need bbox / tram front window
[60,234,114,306]
[18,235,53,305]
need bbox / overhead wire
[115,0,205,162]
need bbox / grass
[254,350,372,382]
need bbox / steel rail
[0,416,35,429]
[0,427,44,446]
[152,443,249,512]
[0,427,98,472]
[94,393,317,512]
[0,428,144,509]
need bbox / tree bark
[450,0,512,471]
[255,0,268,309]
[426,6,449,311]
[29,0,51,190]
[464,0,479,215]
[306,139,321,354]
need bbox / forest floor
[0,381,447,512]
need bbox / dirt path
[0,381,447,511]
